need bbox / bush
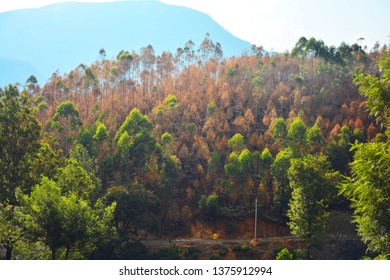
[219,246,229,256]
[114,241,150,260]
[232,244,242,251]
[154,247,181,260]
[276,248,293,260]
[184,246,200,260]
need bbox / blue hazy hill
[0,0,251,86]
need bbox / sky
[0,0,389,52]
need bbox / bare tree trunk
[51,247,56,260]
[65,247,70,260]
[5,246,12,260]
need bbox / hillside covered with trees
[1,34,389,260]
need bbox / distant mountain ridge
[0,0,252,86]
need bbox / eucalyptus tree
[49,101,82,156]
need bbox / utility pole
[254,196,258,241]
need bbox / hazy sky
[1,0,389,52]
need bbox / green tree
[207,101,217,116]
[271,148,294,219]
[160,155,180,194]
[105,183,159,239]
[261,147,273,169]
[208,151,222,175]
[224,152,243,182]
[272,117,287,145]
[19,177,116,259]
[287,155,341,257]
[287,117,307,154]
[325,126,356,174]
[161,132,173,155]
[113,109,159,184]
[164,94,179,109]
[77,124,96,156]
[0,204,23,260]
[340,53,390,259]
[307,124,325,154]
[69,145,102,201]
[56,158,99,203]
[26,75,38,93]
[49,101,82,155]
[353,54,390,126]
[239,149,252,178]
[340,142,390,259]
[199,194,219,221]
[93,122,109,142]
[0,85,41,259]
[228,133,245,153]
[19,177,65,259]
[0,85,41,203]
[114,108,153,142]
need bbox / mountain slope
[0,0,251,86]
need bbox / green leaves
[114,108,153,143]
[199,193,219,220]
[105,182,159,237]
[287,117,307,154]
[93,122,108,142]
[19,174,116,259]
[272,117,287,140]
[0,85,41,203]
[49,101,82,155]
[340,141,390,258]
[354,54,390,126]
[51,101,82,131]
[287,155,341,253]
[228,133,245,153]
[341,54,390,258]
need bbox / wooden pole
[255,196,258,241]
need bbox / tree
[239,149,252,178]
[272,117,287,145]
[224,152,243,182]
[105,183,159,239]
[0,85,41,203]
[271,148,294,219]
[307,124,325,154]
[340,53,390,259]
[287,117,307,154]
[340,142,390,259]
[19,177,116,259]
[94,122,109,143]
[26,75,38,94]
[113,108,152,143]
[58,158,100,203]
[161,132,173,155]
[19,177,65,260]
[208,151,222,175]
[199,194,219,221]
[0,203,23,260]
[353,54,390,126]
[228,133,245,153]
[287,155,341,257]
[325,126,353,174]
[0,85,41,259]
[49,101,82,155]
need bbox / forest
[1,34,390,260]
